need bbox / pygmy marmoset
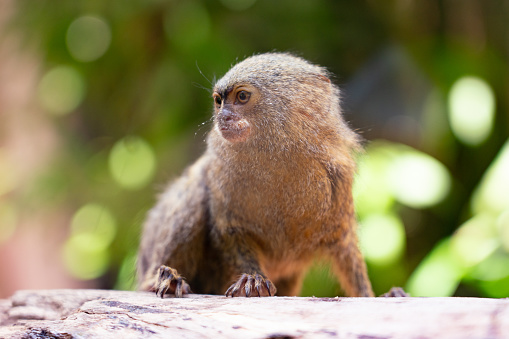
[137,52,374,298]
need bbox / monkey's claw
[155,265,192,298]
[381,287,409,297]
[225,273,277,297]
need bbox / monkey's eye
[213,94,221,106]
[236,91,250,104]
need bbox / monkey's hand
[225,273,277,297]
[380,287,409,297]
[155,265,192,298]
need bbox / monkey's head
[211,53,354,155]
[211,75,258,143]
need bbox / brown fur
[137,53,374,297]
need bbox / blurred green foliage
[4,0,509,297]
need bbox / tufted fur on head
[210,53,360,164]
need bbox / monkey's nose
[219,107,239,123]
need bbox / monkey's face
[212,84,260,143]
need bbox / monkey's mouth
[217,119,251,143]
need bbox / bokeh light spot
[470,252,509,282]
[62,233,110,280]
[66,15,112,62]
[71,203,117,249]
[406,240,463,297]
[37,66,86,115]
[354,150,394,216]
[448,76,495,146]
[472,139,509,215]
[497,210,509,252]
[219,0,257,11]
[109,136,156,190]
[64,203,116,280]
[451,214,498,268]
[355,141,451,212]
[408,260,459,297]
[388,152,451,208]
[360,213,406,266]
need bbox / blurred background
[1,0,508,298]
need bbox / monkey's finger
[230,284,242,297]
[269,280,277,296]
[175,278,183,298]
[158,283,170,299]
[157,279,173,298]
[239,273,249,283]
[226,274,249,297]
[265,280,273,296]
[158,265,171,280]
[226,284,240,297]
[381,287,409,297]
[155,280,163,298]
[225,281,240,297]
[255,283,263,297]
[254,275,263,297]
[234,274,248,296]
[225,285,234,297]
[158,270,175,286]
[254,275,263,288]
[245,275,254,297]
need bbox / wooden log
[0,289,508,338]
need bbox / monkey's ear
[302,73,331,86]
[315,74,331,84]
[307,73,332,96]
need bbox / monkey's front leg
[331,228,374,297]
[219,233,277,297]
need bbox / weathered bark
[0,289,508,338]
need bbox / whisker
[194,116,214,138]
[195,60,214,88]
[193,82,212,93]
